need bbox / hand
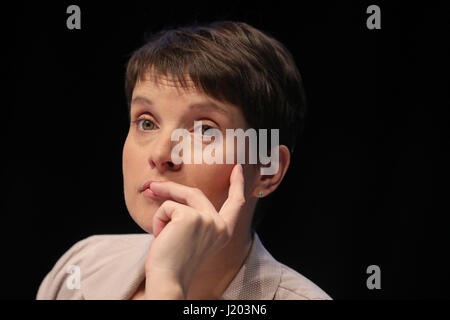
[144,164,246,299]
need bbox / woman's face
[122,74,258,233]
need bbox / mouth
[140,180,163,200]
[140,181,153,193]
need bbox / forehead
[130,73,247,126]
[132,73,204,101]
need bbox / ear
[251,145,290,198]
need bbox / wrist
[144,271,187,300]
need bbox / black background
[6,1,449,299]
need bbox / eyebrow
[131,95,230,117]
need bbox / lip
[140,180,163,200]
[142,187,158,200]
[140,181,153,193]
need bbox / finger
[152,200,193,238]
[219,164,245,228]
[150,181,216,213]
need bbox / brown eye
[138,119,155,131]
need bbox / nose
[148,130,182,172]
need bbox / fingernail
[149,180,162,189]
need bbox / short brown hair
[125,21,307,156]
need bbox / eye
[136,119,155,131]
[201,125,215,136]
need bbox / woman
[36,21,332,300]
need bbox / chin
[132,214,154,234]
[126,203,155,234]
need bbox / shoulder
[275,263,332,300]
[36,234,152,300]
[236,232,332,300]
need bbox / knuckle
[188,209,200,221]
[160,200,173,209]
[187,188,198,198]
[193,187,204,196]
[235,196,246,208]
[180,207,196,221]
[215,220,227,233]
[216,221,231,241]
[201,214,214,226]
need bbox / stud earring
[257,191,264,198]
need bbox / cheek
[122,138,132,203]
[122,136,156,233]
[122,137,141,203]
[122,139,132,184]
[189,164,234,211]
[123,137,141,177]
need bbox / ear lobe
[252,145,291,198]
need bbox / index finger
[149,180,216,213]
[219,164,246,227]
